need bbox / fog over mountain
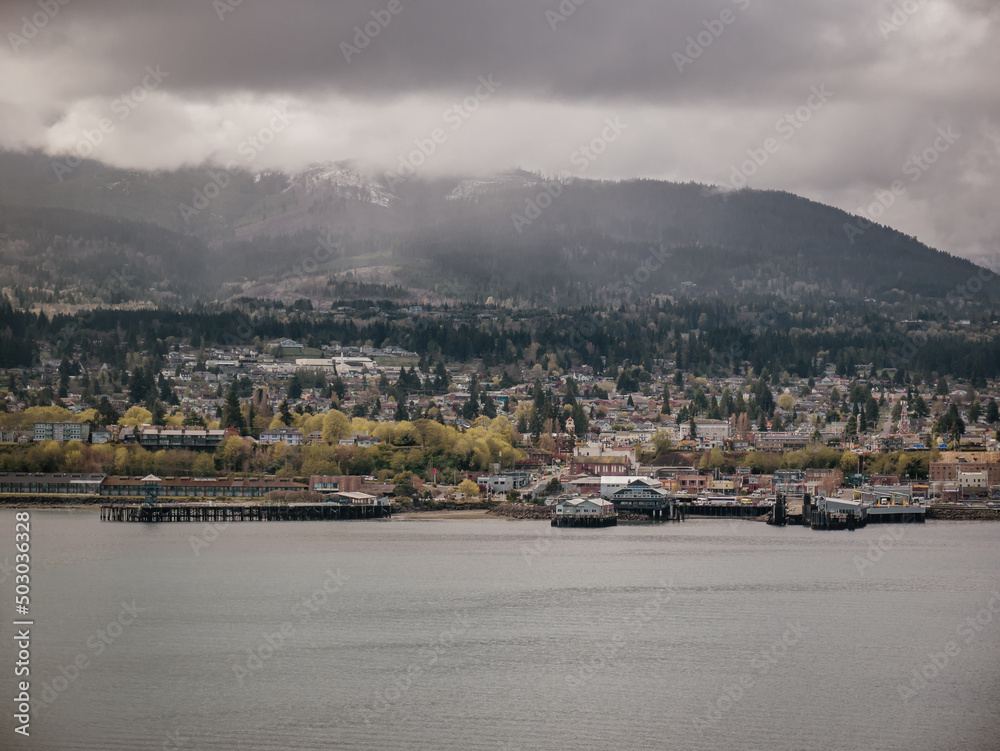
[1,0,998,264]
[0,150,995,309]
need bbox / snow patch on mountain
[286,162,398,208]
[445,172,548,202]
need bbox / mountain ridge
[0,149,992,308]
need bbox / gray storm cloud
[0,0,997,262]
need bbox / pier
[551,514,618,528]
[101,502,392,522]
[681,502,768,519]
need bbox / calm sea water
[1,510,999,751]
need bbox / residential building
[677,419,731,446]
[131,427,229,451]
[34,422,90,443]
[259,428,303,446]
[754,432,810,452]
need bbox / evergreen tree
[221,386,247,435]
[287,374,303,400]
[332,377,348,401]
[151,400,167,427]
[395,399,409,422]
[481,392,497,419]
[968,400,982,423]
[986,398,999,424]
[95,397,120,427]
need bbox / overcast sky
[1,0,998,263]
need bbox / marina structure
[551,497,618,527]
[101,501,392,523]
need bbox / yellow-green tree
[840,450,859,476]
[191,453,217,477]
[120,406,153,427]
[321,409,351,444]
[457,479,480,497]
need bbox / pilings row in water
[101,503,391,522]
[681,503,769,519]
[866,510,926,524]
[551,515,618,527]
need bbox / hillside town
[3,335,1000,506]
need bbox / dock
[681,502,768,519]
[551,514,618,528]
[101,502,392,522]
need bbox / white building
[677,419,731,446]
[259,428,304,446]
[554,497,616,517]
[599,475,661,499]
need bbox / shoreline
[2,498,1000,522]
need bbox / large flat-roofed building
[130,427,229,451]
[0,472,306,498]
[99,476,306,498]
[607,478,669,511]
[34,422,90,443]
[309,475,365,493]
[569,455,633,476]
[754,432,810,452]
[477,473,531,494]
[930,453,1000,486]
[0,472,105,495]
[677,419,731,445]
